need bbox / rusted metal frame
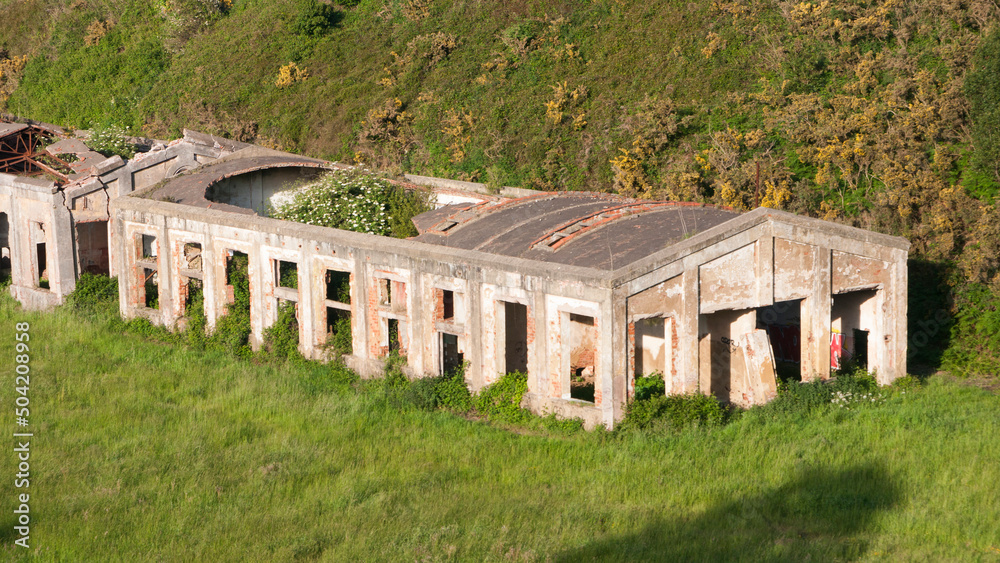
[26,157,69,180]
[43,153,73,168]
[0,155,31,166]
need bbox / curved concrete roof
[413,193,741,270]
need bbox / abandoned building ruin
[0,119,909,428]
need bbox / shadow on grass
[907,259,954,376]
[556,463,900,562]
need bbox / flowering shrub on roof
[269,168,428,238]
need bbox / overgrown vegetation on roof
[268,167,430,238]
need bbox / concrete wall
[0,133,230,309]
[619,209,909,408]
[0,174,75,309]
[206,167,322,214]
[112,196,619,428]
[104,167,908,428]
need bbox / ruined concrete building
[1,120,909,428]
[0,119,250,309]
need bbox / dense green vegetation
[3,277,1000,560]
[3,0,1000,376]
[269,167,430,238]
[3,3,1000,556]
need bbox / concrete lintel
[93,156,125,176]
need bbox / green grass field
[1,289,999,561]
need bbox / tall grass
[1,287,999,560]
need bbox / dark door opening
[387,318,400,353]
[441,333,462,374]
[504,301,528,374]
[756,299,803,382]
[0,212,9,282]
[77,221,110,275]
[36,243,47,288]
[852,329,869,370]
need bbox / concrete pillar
[298,246,315,359]
[466,277,483,390]
[202,234,219,332]
[600,292,617,426]
[163,231,182,327]
[110,213,127,318]
[8,202,25,290]
[801,247,832,381]
[353,251,370,361]
[679,268,700,394]
[407,268,423,372]
[611,284,629,421]
[884,251,908,383]
[531,285,547,398]
[51,196,76,298]
[248,244,264,349]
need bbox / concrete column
[407,268,423,372]
[419,275,436,374]
[112,215,129,318]
[885,251,908,383]
[202,233,219,332]
[611,284,628,421]
[894,251,909,380]
[801,247,832,381]
[353,251,370,361]
[601,290,617,426]
[466,276,483,390]
[161,229,180,327]
[8,202,25,290]
[248,244,264,349]
[298,246,315,359]
[51,196,76,298]
[531,285,547,398]
[679,268,700,394]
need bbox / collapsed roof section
[0,120,107,183]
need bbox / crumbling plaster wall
[1,131,231,309]
[0,173,75,309]
[111,197,618,429]
[109,189,907,428]
[619,213,908,408]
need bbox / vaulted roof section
[412,192,741,270]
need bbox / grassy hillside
[3,0,1000,374]
[2,281,1000,560]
